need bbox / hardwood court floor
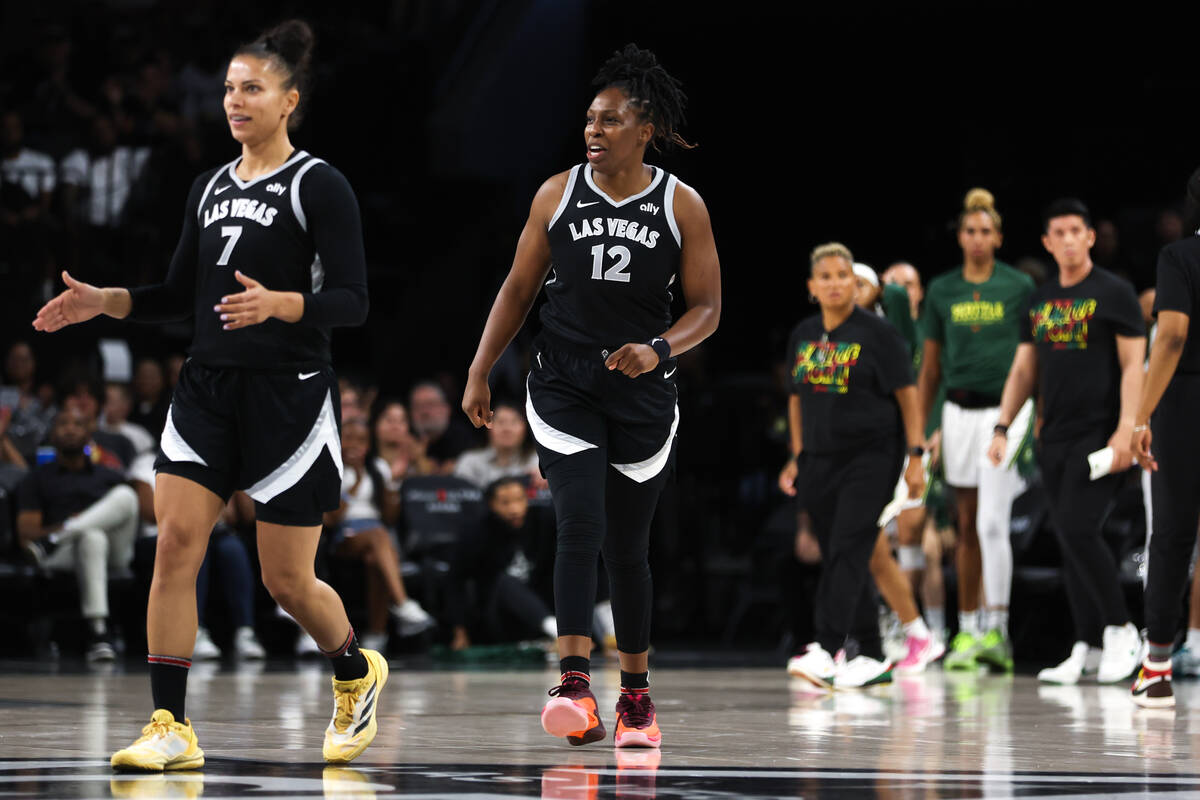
[1,659,1199,798]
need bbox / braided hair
[592,43,694,151]
[233,19,315,129]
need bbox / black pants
[544,446,670,654]
[801,439,903,657]
[474,573,553,643]
[1146,374,1200,644]
[1039,433,1130,647]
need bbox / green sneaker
[944,631,980,671]
[976,628,1014,672]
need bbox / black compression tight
[544,446,669,654]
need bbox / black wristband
[648,337,671,364]
[993,423,1009,437]
[908,445,925,457]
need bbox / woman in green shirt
[917,188,1034,672]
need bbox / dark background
[0,0,1190,651]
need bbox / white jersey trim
[246,389,344,504]
[226,149,309,190]
[584,163,664,208]
[291,157,327,232]
[195,162,236,220]
[526,376,598,455]
[611,404,679,483]
[664,174,682,247]
[311,255,325,293]
[547,165,581,232]
[160,407,208,467]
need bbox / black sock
[148,655,190,721]
[323,628,370,681]
[559,655,590,683]
[620,670,649,693]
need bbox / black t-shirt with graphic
[786,306,914,455]
[1154,235,1200,373]
[1020,267,1143,443]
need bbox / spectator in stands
[340,380,368,425]
[26,25,94,158]
[60,373,133,469]
[882,262,923,321]
[1,108,57,320]
[0,405,29,495]
[448,476,557,650]
[0,341,55,462]
[371,400,429,485]
[15,406,139,662]
[129,357,168,436]
[454,402,543,490]
[327,417,433,651]
[410,380,477,473]
[101,382,155,455]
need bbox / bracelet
[647,337,671,364]
[993,423,1009,437]
[1132,424,1149,433]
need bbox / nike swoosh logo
[214,185,230,195]
[576,200,599,208]
[298,371,319,380]
[664,367,676,379]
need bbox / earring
[809,293,817,303]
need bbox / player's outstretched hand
[214,270,277,330]
[32,271,106,332]
[605,343,659,378]
[462,375,493,429]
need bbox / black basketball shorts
[154,359,343,526]
[525,343,678,483]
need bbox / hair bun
[262,19,314,71]
[963,187,995,213]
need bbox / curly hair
[592,43,694,151]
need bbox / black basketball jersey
[539,164,683,348]
[128,149,368,371]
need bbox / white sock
[959,610,980,637]
[986,609,1009,634]
[1186,628,1200,651]
[904,617,931,641]
[927,607,946,636]
[542,616,558,639]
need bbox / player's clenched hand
[462,375,493,429]
[33,271,106,332]
[1132,425,1156,472]
[605,343,659,378]
[214,271,277,330]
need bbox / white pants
[942,399,1033,608]
[42,484,140,620]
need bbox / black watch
[908,445,925,457]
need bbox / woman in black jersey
[780,243,925,690]
[462,44,720,749]
[33,21,384,770]
[1129,167,1200,709]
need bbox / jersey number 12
[590,244,631,283]
[217,225,243,267]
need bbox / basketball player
[1130,167,1200,708]
[919,188,1034,672]
[33,21,384,769]
[462,44,721,748]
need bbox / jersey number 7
[217,226,243,267]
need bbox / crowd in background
[0,10,1192,664]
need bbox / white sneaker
[234,626,266,659]
[836,654,894,688]
[390,599,435,637]
[787,643,836,690]
[193,628,221,660]
[296,630,323,657]
[1038,641,1091,685]
[1098,623,1141,683]
[360,632,388,652]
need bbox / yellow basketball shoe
[110,710,205,772]
[323,648,389,763]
